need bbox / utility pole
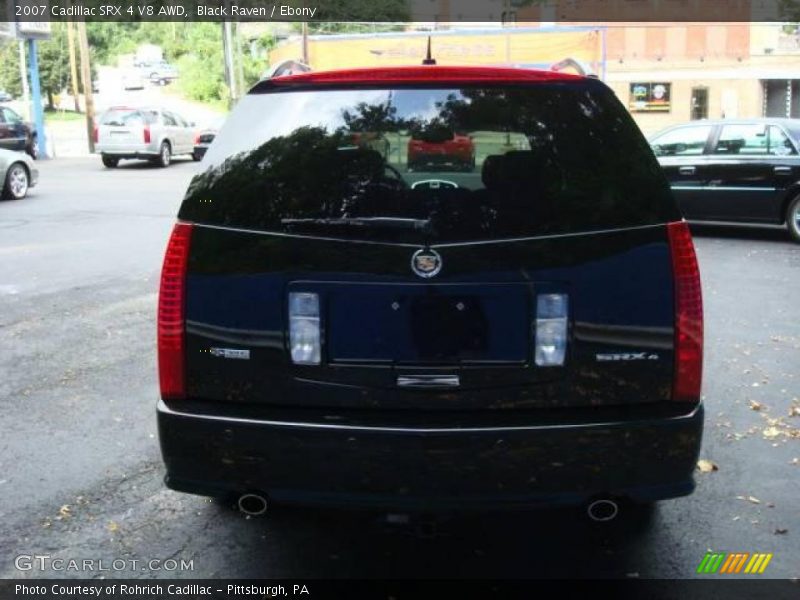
[76,20,95,153]
[301,22,309,64]
[66,21,80,113]
[221,20,237,105]
[17,40,30,121]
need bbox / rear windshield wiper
[281,217,433,232]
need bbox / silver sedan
[0,148,38,200]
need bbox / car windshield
[181,82,674,243]
[101,109,158,126]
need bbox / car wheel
[26,136,38,160]
[787,195,800,243]
[2,163,29,200]
[101,155,119,168]
[157,142,171,168]
[192,150,202,162]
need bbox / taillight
[92,124,98,144]
[143,126,151,144]
[158,223,193,399]
[668,221,703,402]
[194,134,200,145]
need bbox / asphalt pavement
[0,157,798,579]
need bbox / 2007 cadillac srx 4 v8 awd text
[157,66,704,521]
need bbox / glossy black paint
[159,73,701,509]
[0,107,36,158]
[651,118,800,225]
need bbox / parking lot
[0,157,798,579]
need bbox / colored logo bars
[696,552,773,574]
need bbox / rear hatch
[173,76,686,412]
[97,108,156,149]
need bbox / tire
[101,155,119,168]
[787,195,800,243]
[26,136,38,160]
[156,142,171,168]
[192,150,202,162]
[2,163,30,200]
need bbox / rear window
[100,109,158,126]
[180,80,677,243]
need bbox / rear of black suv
[157,67,703,513]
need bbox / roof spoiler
[549,58,598,78]
[265,59,312,79]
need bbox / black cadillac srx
[157,66,704,521]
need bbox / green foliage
[0,24,72,108]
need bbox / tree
[0,24,71,109]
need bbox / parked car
[95,106,196,168]
[192,117,225,162]
[0,147,38,200]
[0,106,38,159]
[138,60,179,86]
[649,118,800,242]
[121,69,146,91]
[157,66,703,521]
[0,90,12,102]
[407,123,476,171]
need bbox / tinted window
[651,125,711,156]
[162,112,178,127]
[713,123,797,156]
[180,81,676,243]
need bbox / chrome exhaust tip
[586,498,619,522]
[237,493,268,516]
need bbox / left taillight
[668,221,703,403]
[158,223,193,400]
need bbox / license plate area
[321,282,531,365]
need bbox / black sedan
[0,106,38,159]
[649,118,800,242]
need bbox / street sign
[14,1,51,40]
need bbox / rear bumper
[157,400,703,511]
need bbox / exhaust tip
[587,498,619,522]
[237,493,268,517]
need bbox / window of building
[690,87,708,120]
[629,82,671,112]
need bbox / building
[268,21,800,136]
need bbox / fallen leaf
[774,528,788,535]
[58,505,71,518]
[697,459,718,473]
[107,521,118,533]
[747,496,761,504]
[789,407,800,417]
[763,427,782,439]
[749,400,763,411]
[791,458,799,466]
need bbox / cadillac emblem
[411,248,442,278]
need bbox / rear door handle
[678,166,696,175]
[774,166,792,175]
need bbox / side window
[174,113,188,128]
[651,126,711,157]
[768,126,797,156]
[714,124,769,155]
[162,112,178,127]
[3,108,22,124]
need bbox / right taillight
[667,221,703,402]
[158,223,193,400]
[143,126,151,144]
